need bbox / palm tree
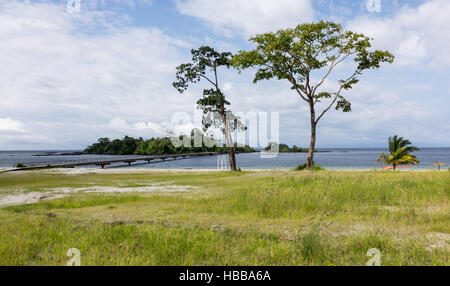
[378,135,420,170]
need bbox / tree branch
[214,65,219,88]
[265,55,310,102]
[311,50,349,96]
[199,74,216,87]
[315,68,360,123]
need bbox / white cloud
[0,118,26,132]
[222,82,233,92]
[132,121,165,133]
[303,79,449,147]
[106,117,166,135]
[0,0,448,150]
[0,1,193,149]
[347,0,450,67]
[107,118,131,130]
[68,0,153,11]
[175,0,314,37]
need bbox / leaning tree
[173,46,244,171]
[232,21,394,168]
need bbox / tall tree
[232,21,394,168]
[173,46,243,171]
[377,135,420,170]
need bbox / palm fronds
[379,135,420,170]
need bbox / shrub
[295,163,324,171]
[299,226,326,263]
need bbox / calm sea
[0,148,449,170]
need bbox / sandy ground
[39,167,445,175]
[1,167,442,175]
[0,167,444,207]
[45,168,226,175]
[50,185,195,194]
[0,192,66,208]
[42,168,433,175]
[0,184,196,208]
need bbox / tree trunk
[224,126,237,171]
[227,145,237,171]
[306,103,316,168]
[221,105,237,171]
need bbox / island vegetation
[264,142,325,153]
[84,129,255,155]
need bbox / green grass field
[0,169,448,266]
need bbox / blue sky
[0,0,449,149]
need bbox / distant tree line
[264,142,313,153]
[85,130,256,155]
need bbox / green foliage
[232,21,394,167]
[377,135,420,170]
[84,130,256,155]
[173,46,245,133]
[120,136,142,155]
[232,21,394,117]
[173,46,246,171]
[0,171,448,265]
[298,226,326,263]
[265,142,310,152]
[173,46,231,95]
[85,136,144,155]
[295,163,324,171]
[15,163,26,168]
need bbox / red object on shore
[382,166,412,170]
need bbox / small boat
[382,166,412,170]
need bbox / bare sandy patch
[47,168,224,175]
[51,185,195,194]
[422,205,449,215]
[425,232,450,251]
[331,221,450,251]
[0,184,196,208]
[44,168,293,176]
[381,206,402,212]
[0,192,65,208]
[0,167,14,173]
[381,205,449,215]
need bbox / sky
[0,0,449,150]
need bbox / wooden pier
[3,152,219,172]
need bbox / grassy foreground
[0,169,448,266]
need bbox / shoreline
[1,167,445,175]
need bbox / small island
[264,142,328,153]
[85,129,256,155]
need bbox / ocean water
[0,148,449,170]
